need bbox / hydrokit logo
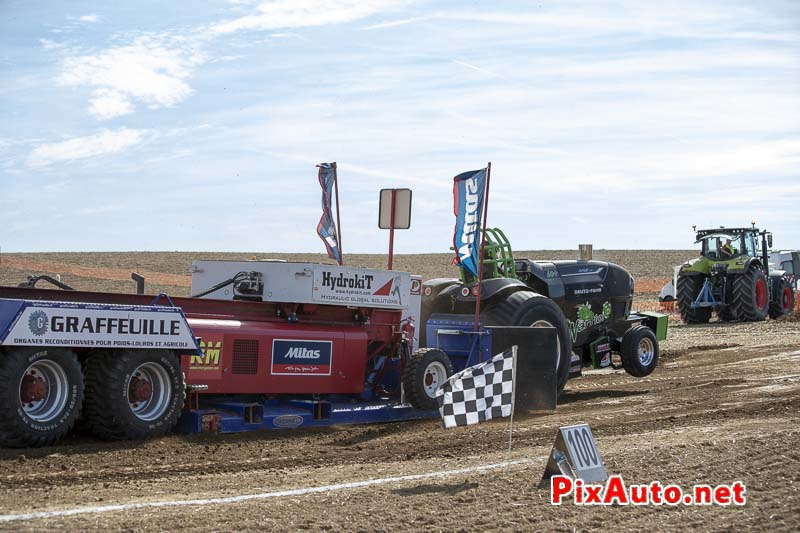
[314,268,404,307]
[321,271,374,291]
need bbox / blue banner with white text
[452,168,487,278]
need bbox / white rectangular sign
[560,423,607,482]
[312,266,409,308]
[2,304,196,350]
[378,188,412,229]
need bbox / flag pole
[508,345,518,453]
[472,162,492,344]
[332,162,343,265]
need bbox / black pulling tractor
[420,229,667,395]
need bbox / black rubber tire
[717,305,737,322]
[0,347,84,448]
[480,291,572,396]
[732,267,769,322]
[769,277,795,319]
[402,348,453,410]
[83,349,185,441]
[676,274,712,324]
[620,325,659,377]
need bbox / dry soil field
[0,251,799,532]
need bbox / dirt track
[1,319,798,531]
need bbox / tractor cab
[698,233,742,261]
[695,228,765,262]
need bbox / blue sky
[1,0,798,253]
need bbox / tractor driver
[720,238,735,259]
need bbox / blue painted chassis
[178,398,440,433]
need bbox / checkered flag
[436,346,517,429]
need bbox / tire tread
[83,349,184,441]
[677,274,712,324]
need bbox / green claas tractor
[677,225,796,323]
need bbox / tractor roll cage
[458,227,517,284]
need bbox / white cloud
[77,204,125,216]
[40,38,66,51]
[27,128,148,167]
[87,89,135,120]
[269,32,306,39]
[361,15,432,30]
[451,59,510,81]
[211,0,409,34]
[54,1,410,121]
[58,35,206,120]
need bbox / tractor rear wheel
[769,277,795,319]
[0,347,84,448]
[419,291,454,348]
[402,348,453,410]
[620,325,659,377]
[480,291,572,395]
[676,274,712,324]
[732,267,769,322]
[83,349,185,441]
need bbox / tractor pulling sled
[0,262,434,448]
[0,246,666,448]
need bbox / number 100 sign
[559,423,607,482]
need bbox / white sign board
[540,423,608,485]
[1,303,196,350]
[378,188,412,229]
[312,266,409,308]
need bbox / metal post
[388,189,397,270]
[508,346,518,452]
[472,162,492,340]
[332,162,343,265]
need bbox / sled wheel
[676,274,712,324]
[769,278,795,319]
[0,347,84,448]
[620,325,659,378]
[83,349,185,441]
[481,291,572,395]
[402,348,453,410]
[732,267,769,322]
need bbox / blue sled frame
[178,397,438,434]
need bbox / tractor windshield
[699,233,741,261]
